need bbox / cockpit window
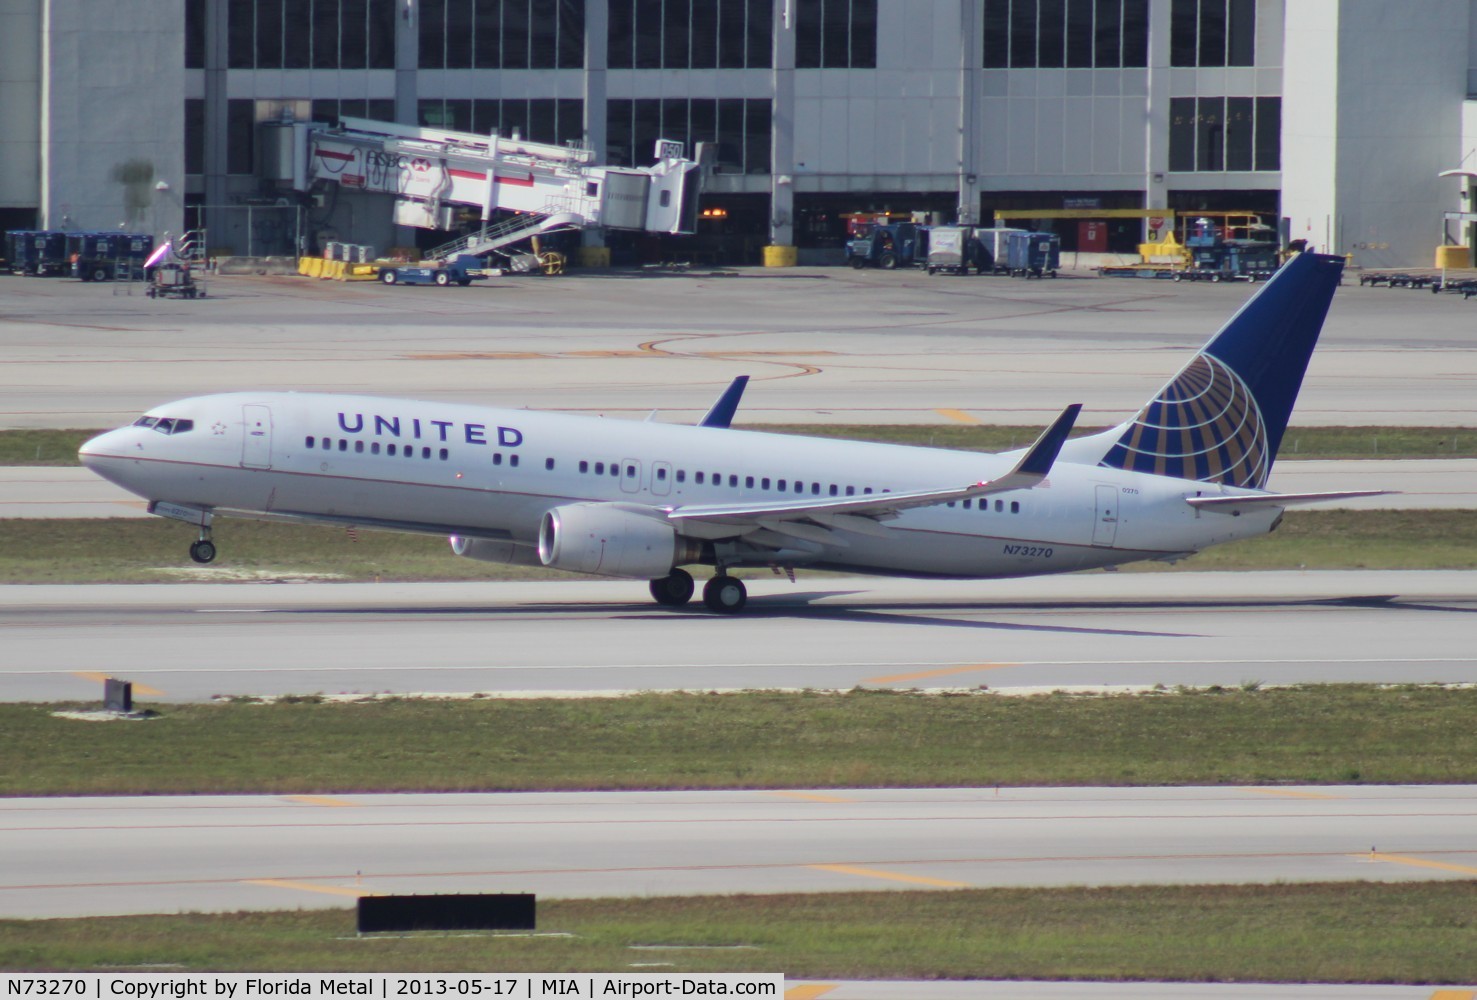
[134,415,194,435]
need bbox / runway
[4,785,1476,920]
[3,572,1475,703]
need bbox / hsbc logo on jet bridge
[337,412,523,448]
[363,151,434,172]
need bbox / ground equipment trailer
[262,118,704,264]
[377,254,491,286]
[5,230,69,275]
[927,226,991,275]
[69,232,154,281]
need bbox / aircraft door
[620,458,642,494]
[241,405,273,470]
[651,461,673,497]
[1092,485,1118,546]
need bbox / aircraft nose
[78,428,133,468]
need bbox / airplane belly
[820,528,1127,579]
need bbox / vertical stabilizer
[1091,252,1345,488]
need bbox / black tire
[434,271,450,286]
[702,575,747,614]
[189,540,217,564]
[457,278,472,286]
[91,267,109,282]
[1172,273,1183,282]
[849,256,866,269]
[878,251,898,270]
[380,270,398,285]
[649,568,696,608]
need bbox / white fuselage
[79,391,1279,579]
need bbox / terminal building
[2,0,1474,267]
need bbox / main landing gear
[189,529,216,564]
[646,569,748,614]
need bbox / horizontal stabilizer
[1186,489,1393,514]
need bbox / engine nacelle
[448,535,544,567]
[538,503,700,578]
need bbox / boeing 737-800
[80,252,1379,613]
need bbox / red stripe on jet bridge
[316,149,354,162]
[449,168,487,181]
[493,174,536,187]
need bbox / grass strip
[7,426,1477,465]
[6,686,1477,796]
[2,509,1475,584]
[3,883,1475,981]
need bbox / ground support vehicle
[146,263,202,298]
[926,226,991,275]
[5,230,69,275]
[377,254,492,287]
[1006,231,1061,278]
[69,232,154,281]
[1360,271,1438,288]
[974,227,1027,274]
[846,222,923,269]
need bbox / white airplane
[80,252,1381,613]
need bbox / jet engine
[538,502,701,578]
[448,535,545,567]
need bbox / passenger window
[355,441,364,453]
[845,486,855,496]
[545,458,555,471]
[829,485,838,496]
[963,500,972,509]
[371,442,380,455]
[305,436,315,448]
[511,455,520,467]
[995,500,1003,512]
[580,460,589,473]
[761,478,770,490]
[863,487,872,494]
[388,444,397,456]
[439,448,448,460]
[421,446,431,459]
[625,464,634,477]
[1011,501,1020,513]
[812,483,820,495]
[676,470,685,483]
[595,462,604,475]
[611,464,620,477]
[323,438,331,450]
[728,475,738,487]
[338,440,348,452]
[794,481,803,494]
[494,453,503,466]
[695,471,705,484]
[745,476,754,489]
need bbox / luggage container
[1006,231,1061,278]
[926,226,987,275]
[5,230,69,276]
[974,227,1027,274]
[68,232,155,281]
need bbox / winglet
[987,404,1081,491]
[699,376,749,428]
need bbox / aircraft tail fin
[1082,252,1345,489]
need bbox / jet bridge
[261,118,702,260]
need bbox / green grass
[7,686,1477,796]
[8,426,1477,465]
[2,509,1474,583]
[4,883,1476,981]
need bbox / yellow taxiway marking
[764,791,858,804]
[935,408,981,425]
[1428,991,1476,1000]
[1242,788,1344,800]
[284,795,358,808]
[866,663,1014,685]
[784,987,839,1000]
[72,671,163,697]
[244,878,379,899]
[809,864,969,888]
[1365,853,1477,877]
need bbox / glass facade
[983,0,1149,69]
[795,0,878,69]
[608,0,772,69]
[1169,96,1279,172]
[417,98,584,146]
[607,98,770,174]
[1170,0,1255,67]
[226,0,397,69]
[419,0,585,70]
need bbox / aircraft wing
[666,404,1081,537]
[1184,489,1393,515]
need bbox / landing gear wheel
[649,568,696,607]
[189,539,217,564]
[380,269,398,284]
[702,575,747,614]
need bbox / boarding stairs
[426,210,583,264]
